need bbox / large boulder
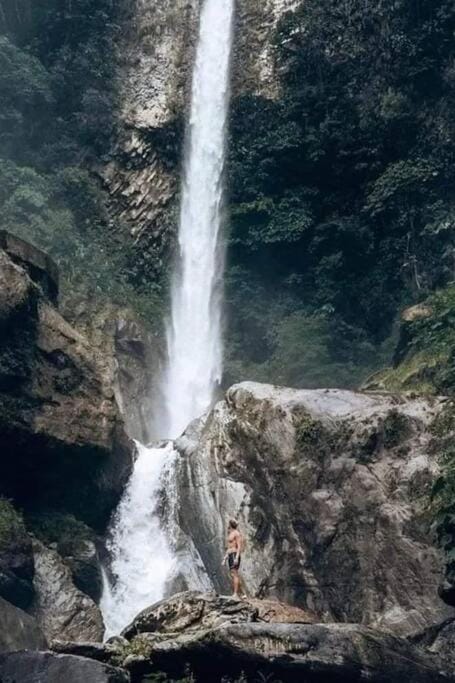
[126,623,454,683]
[29,540,104,643]
[173,382,454,636]
[0,651,129,683]
[106,592,455,683]
[0,234,132,530]
[0,596,47,653]
[122,590,315,639]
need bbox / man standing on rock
[222,519,245,599]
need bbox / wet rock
[0,236,132,530]
[174,382,454,636]
[66,540,103,603]
[30,540,104,643]
[0,651,129,683]
[429,620,455,664]
[122,590,315,639]
[0,596,47,653]
[0,569,34,611]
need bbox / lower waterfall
[100,0,235,636]
[100,443,177,639]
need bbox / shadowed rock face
[0,237,132,530]
[0,596,47,654]
[0,512,34,610]
[0,651,129,683]
[173,382,454,637]
[127,622,454,683]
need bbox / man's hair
[228,518,238,529]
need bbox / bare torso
[227,529,241,555]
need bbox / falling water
[101,443,177,638]
[162,0,234,438]
[101,0,235,637]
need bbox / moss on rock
[0,498,27,552]
[364,285,455,396]
[26,511,95,556]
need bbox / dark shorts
[228,553,241,571]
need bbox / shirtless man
[222,519,244,598]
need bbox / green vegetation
[26,510,94,555]
[367,284,455,394]
[382,410,412,449]
[226,0,455,390]
[1,0,454,391]
[0,498,27,551]
[0,0,166,329]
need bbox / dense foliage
[1,0,454,390]
[0,0,165,324]
[225,0,455,388]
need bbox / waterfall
[161,0,234,439]
[101,0,234,637]
[101,443,177,638]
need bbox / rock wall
[63,298,161,443]
[0,232,132,529]
[233,0,299,98]
[99,0,201,264]
[173,382,454,637]
[101,0,299,276]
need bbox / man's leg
[231,569,240,597]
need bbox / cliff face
[0,232,132,530]
[0,231,137,641]
[100,0,295,275]
[173,382,454,638]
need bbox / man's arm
[234,532,241,562]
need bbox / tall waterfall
[101,0,234,638]
[162,0,234,439]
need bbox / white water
[101,0,234,637]
[101,443,177,638]
[161,0,234,438]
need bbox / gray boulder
[126,622,454,683]
[29,540,104,642]
[0,596,47,653]
[173,382,454,636]
[114,592,455,682]
[122,590,315,639]
[0,651,129,683]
